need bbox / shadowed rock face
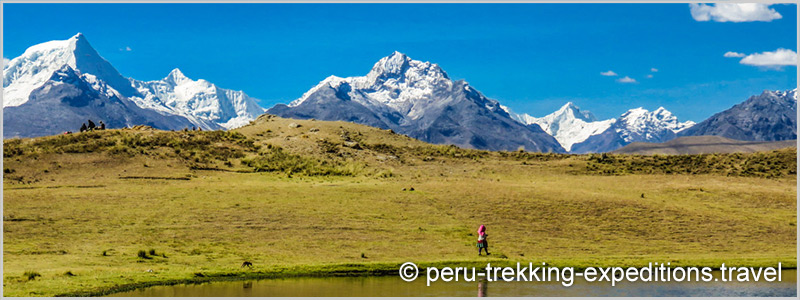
[267,52,564,153]
[680,90,797,142]
[3,65,196,138]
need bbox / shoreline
[56,258,797,297]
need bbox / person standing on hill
[477,225,490,255]
[87,120,96,130]
[80,123,87,132]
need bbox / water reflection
[477,279,487,297]
[109,270,796,297]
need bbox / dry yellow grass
[3,116,796,296]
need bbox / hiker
[477,224,489,255]
[80,123,87,132]
[99,121,106,130]
[87,120,96,131]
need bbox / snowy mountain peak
[290,52,454,115]
[767,88,798,101]
[370,51,411,76]
[513,102,614,152]
[3,33,136,107]
[130,68,265,129]
[71,32,88,45]
[555,102,597,122]
[617,107,694,142]
[366,51,449,83]
[164,68,190,84]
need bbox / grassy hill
[3,115,797,296]
[613,135,796,155]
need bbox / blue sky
[3,3,797,122]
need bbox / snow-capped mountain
[4,33,137,107]
[679,89,797,141]
[3,64,197,138]
[614,107,695,143]
[130,68,265,129]
[570,107,694,153]
[3,33,265,137]
[268,51,564,152]
[504,102,615,152]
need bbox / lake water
[110,270,796,297]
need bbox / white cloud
[690,3,782,22]
[738,48,797,67]
[650,68,658,72]
[120,46,132,52]
[600,70,618,76]
[724,51,746,58]
[646,74,654,79]
[617,76,637,83]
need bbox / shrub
[137,250,151,259]
[23,271,41,281]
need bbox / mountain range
[3,33,263,138]
[3,34,796,153]
[504,103,696,153]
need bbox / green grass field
[3,115,796,296]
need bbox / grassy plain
[3,115,796,296]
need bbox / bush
[23,271,41,281]
[137,250,151,259]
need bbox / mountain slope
[268,51,564,152]
[570,107,694,153]
[612,136,796,155]
[679,89,797,141]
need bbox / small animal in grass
[241,261,253,268]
